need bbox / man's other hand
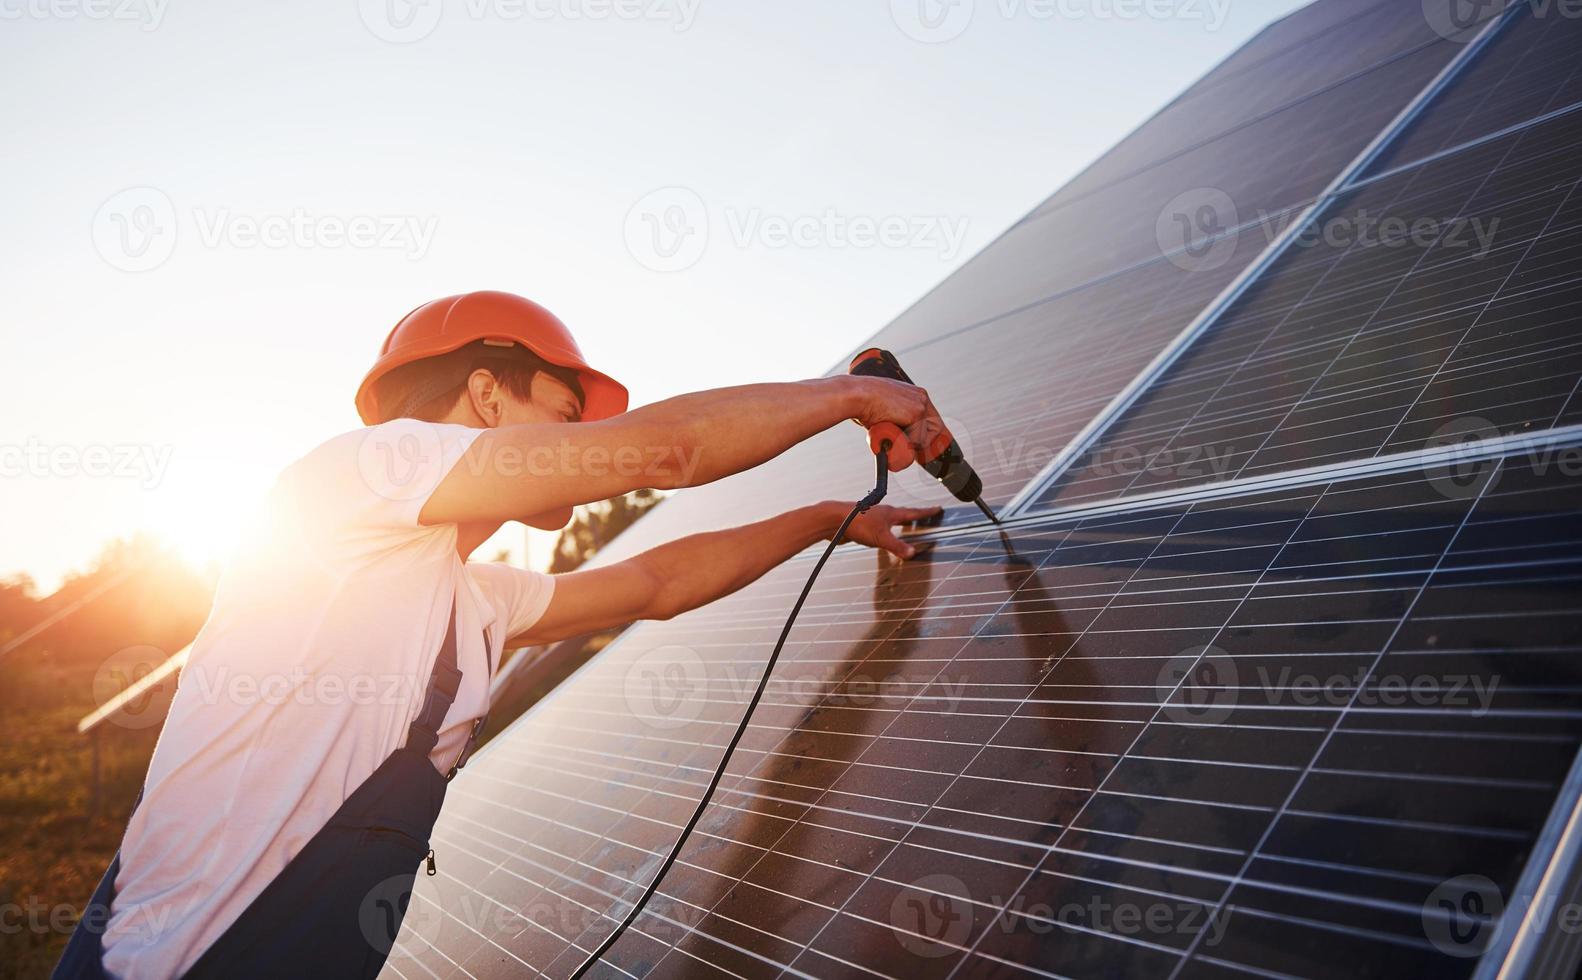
[843,504,943,559]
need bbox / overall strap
[443,631,493,781]
[404,595,495,780]
[403,599,461,758]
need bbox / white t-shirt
[102,420,555,980]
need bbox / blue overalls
[54,599,487,980]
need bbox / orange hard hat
[355,290,629,426]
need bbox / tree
[0,574,38,644]
[548,489,664,573]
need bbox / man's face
[492,370,584,531]
[495,371,584,428]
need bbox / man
[59,290,939,979]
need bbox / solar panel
[582,5,1469,565]
[1030,0,1462,214]
[1362,5,1582,178]
[882,34,1459,351]
[1032,97,1582,510]
[386,443,1582,979]
[381,2,1582,977]
[578,225,1276,566]
[1188,0,1451,94]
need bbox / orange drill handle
[866,421,906,459]
[847,347,986,503]
[848,348,951,461]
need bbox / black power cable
[568,445,892,979]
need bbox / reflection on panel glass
[876,37,1456,353]
[1189,0,1462,96]
[591,230,1272,567]
[1363,3,1582,178]
[386,452,1582,979]
[1035,106,1582,510]
[1036,0,1456,211]
[576,3,1467,568]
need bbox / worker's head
[355,291,629,531]
[355,290,628,428]
[371,339,588,428]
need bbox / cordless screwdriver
[848,347,1001,525]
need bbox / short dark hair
[372,339,586,423]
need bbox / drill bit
[972,495,1002,525]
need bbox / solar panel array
[386,3,1582,977]
[1364,6,1582,176]
[582,0,1472,564]
[1034,107,1582,508]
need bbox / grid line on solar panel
[570,25,1481,567]
[1361,2,1582,179]
[1357,100,1582,196]
[1005,71,1582,523]
[1012,3,1576,521]
[580,227,1278,568]
[1027,0,1478,219]
[1161,450,1503,980]
[417,544,1012,975]
[386,445,1582,979]
[1187,0,1446,95]
[1031,102,1582,513]
[872,34,1463,354]
[946,490,1345,979]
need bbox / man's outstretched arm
[419,376,932,527]
[507,500,941,647]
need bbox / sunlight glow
[142,460,273,570]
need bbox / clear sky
[1,0,1308,591]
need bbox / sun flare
[144,460,271,569]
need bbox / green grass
[0,671,158,980]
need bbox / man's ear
[465,369,505,427]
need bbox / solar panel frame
[1476,747,1582,980]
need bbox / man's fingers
[881,531,917,559]
[896,505,943,523]
[885,439,917,472]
